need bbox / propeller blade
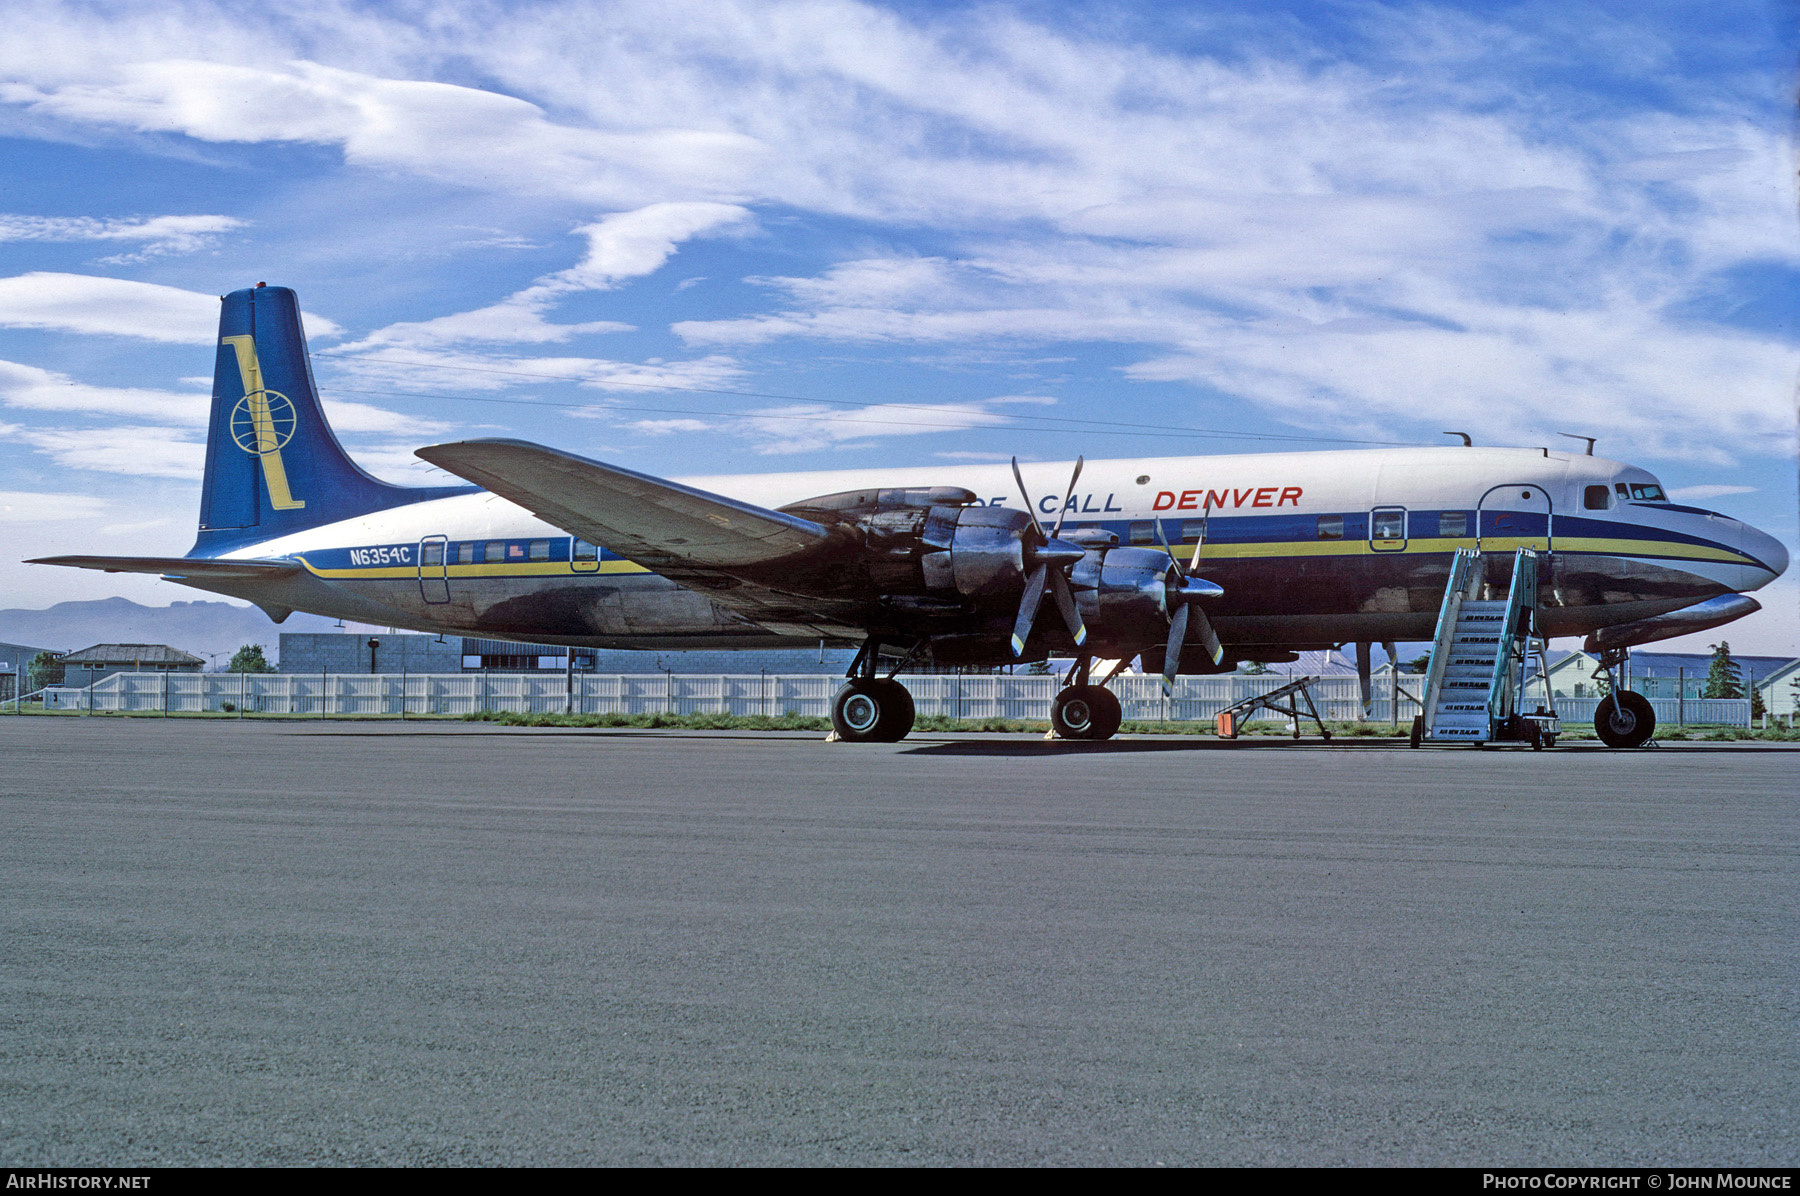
[1010,457,1049,541]
[1048,568,1087,647]
[1161,601,1189,694]
[1048,456,1084,540]
[1191,604,1224,666]
[1193,495,1211,572]
[1010,563,1049,656]
[1355,641,1372,713]
[1152,515,1187,580]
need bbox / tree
[26,650,62,690]
[1702,641,1743,700]
[227,644,275,673]
[1240,660,1269,675]
[1404,654,1431,674]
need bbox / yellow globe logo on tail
[229,389,298,455]
[220,335,305,510]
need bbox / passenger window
[1316,515,1343,540]
[528,540,550,562]
[485,541,507,563]
[572,539,599,562]
[421,542,444,566]
[1129,522,1155,545]
[1371,510,1405,541]
[457,543,475,565]
[1180,519,1207,543]
[1438,512,1468,537]
[1584,485,1612,510]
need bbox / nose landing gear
[1592,648,1655,749]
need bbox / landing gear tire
[1051,685,1122,741]
[877,680,915,742]
[1595,690,1655,749]
[1409,715,1424,749]
[831,679,915,743]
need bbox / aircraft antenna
[1442,432,1472,446]
[1557,433,1598,455]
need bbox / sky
[0,0,1795,655]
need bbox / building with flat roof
[0,640,56,698]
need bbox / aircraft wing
[27,555,304,579]
[416,439,864,638]
[416,439,833,570]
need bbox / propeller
[1008,457,1089,656]
[1153,505,1224,694]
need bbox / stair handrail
[1420,548,1480,737]
[1486,549,1539,729]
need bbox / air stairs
[1413,548,1560,748]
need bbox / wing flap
[27,555,304,579]
[415,439,833,569]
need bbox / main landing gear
[830,639,920,743]
[1048,656,1124,741]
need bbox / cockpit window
[1583,485,1612,511]
[1627,483,1666,502]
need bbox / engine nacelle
[917,504,1036,599]
[1071,545,1175,651]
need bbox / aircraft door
[1369,506,1408,552]
[1476,484,1553,554]
[571,537,600,573]
[418,535,450,604]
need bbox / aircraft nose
[1739,521,1788,588]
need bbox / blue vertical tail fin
[192,284,470,553]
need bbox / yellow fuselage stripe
[300,535,1752,582]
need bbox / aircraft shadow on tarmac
[287,728,1800,753]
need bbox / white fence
[1549,696,1749,727]
[25,670,1751,727]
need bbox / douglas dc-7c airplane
[29,284,1789,746]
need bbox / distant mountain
[0,597,350,665]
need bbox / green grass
[11,702,1797,740]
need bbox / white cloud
[735,401,1011,455]
[628,417,713,435]
[338,202,751,352]
[319,398,451,439]
[0,0,1790,470]
[3,424,205,479]
[0,272,221,343]
[0,358,208,423]
[3,58,767,209]
[335,297,634,351]
[1668,484,1758,501]
[0,272,343,343]
[0,490,109,523]
[0,213,244,260]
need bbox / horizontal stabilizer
[415,438,834,570]
[27,555,303,579]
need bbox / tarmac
[1,717,1795,1166]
